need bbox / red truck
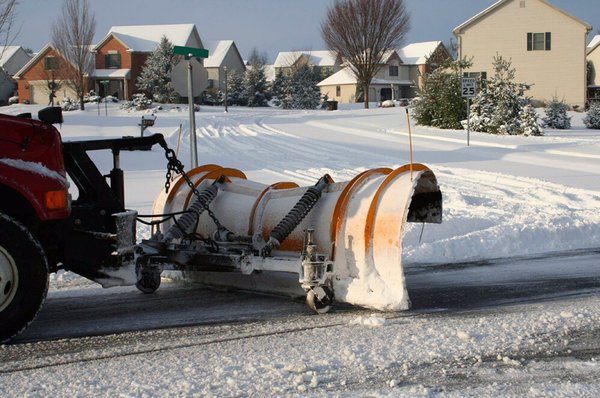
[0,107,164,342]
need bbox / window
[527,32,551,51]
[336,85,341,97]
[463,71,487,80]
[105,53,121,68]
[389,65,398,77]
[44,57,59,70]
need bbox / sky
[10,0,600,62]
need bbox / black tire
[0,213,49,343]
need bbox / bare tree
[52,0,95,110]
[0,0,18,59]
[321,0,409,108]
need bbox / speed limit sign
[461,77,477,98]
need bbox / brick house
[92,23,207,100]
[14,43,90,105]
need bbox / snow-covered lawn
[1,102,599,396]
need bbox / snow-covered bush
[411,58,471,129]
[226,70,248,106]
[84,90,101,103]
[120,93,153,111]
[464,55,530,135]
[518,104,544,136]
[542,98,571,129]
[61,97,80,111]
[583,102,600,129]
[8,96,18,104]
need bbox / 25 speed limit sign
[461,77,477,98]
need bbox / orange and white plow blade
[152,163,442,311]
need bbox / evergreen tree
[136,36,179,103]
[583,102,600,129]
[411,58,471,129]
[291,64,321,109]
[244,49,271,107]
[227,70,247,106]
[270,69,287,107]
[542,98,571,129]
[518,104,544,136]
[466,55,529,134]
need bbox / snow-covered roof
[398,41,444,65]
[95,24,200,52]
[274,50,338,68]
[94,68,131,78]
[588,35,600,54]
[204,40,234,68]
[453,0,591,35]
[0,46,21,66]
[317,67,412,87]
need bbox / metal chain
[160,146,229,233]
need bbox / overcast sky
[12,0,600,62]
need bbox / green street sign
[173,45,209,59]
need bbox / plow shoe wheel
[306,286,334,314]
[136,268,161,294]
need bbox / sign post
[461,77,478,146]
[173,45,209,168]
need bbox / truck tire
[0,213,49,343]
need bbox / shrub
[583,102,600,129]
[120,93,153,111]
[542,98,571,129]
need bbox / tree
[321,0,409,109]
[136,36,179,103]
[226,69,247,106]
[244,49,270,107]
[466,55,530,134]
[270,69,287,107]
[51,0,95,111]
[291,64,322,110]
[518,104,544,136]
[0,0,17,55]
[542,98,571,129]
[583,102,600,129]
[411,58,471,129]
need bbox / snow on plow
[140,163,442,313]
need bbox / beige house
[204,40,246,91]
[453,0,591,108]
[397,41,452,90]
[587,35,600,101]
[317,51,416,103]
[274,50,342,79]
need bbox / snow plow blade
[149,163,441,311]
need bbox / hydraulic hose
[261,174,332,256]
[162,183,219,243]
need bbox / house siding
[456,0,589,107]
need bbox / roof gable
[13,43,61,78]
[588,35,600,55]
[398,41,447,65]
[204,40,243,68]
[453,0,591,35]
[274,50,339,68]
[94,24,203,53]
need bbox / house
[0,46,32,103]
[587,35,600,102]
[397,41,452,89]
[317,50,415,103]
[92,23,207,100]
[274,50,342,79]
[203,40,246,91]
[13,43,89,105]
[453,0,591,108]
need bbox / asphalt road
[9,248,600,344]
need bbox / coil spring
[262,175,331,256]
[163,184,219,242]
